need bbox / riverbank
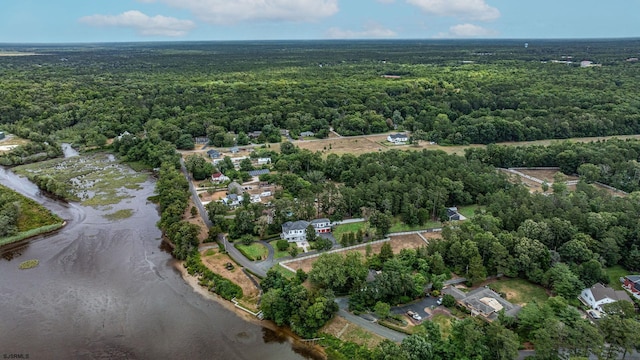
[175,260,326,360]
[0,221,66,247]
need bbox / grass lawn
[333,221,366,242]
[389,219,441,233]
[430,313,453,339]
[458,205,484,218]
[489,278,549,306]
[235,242,269,261]
[269,240,291,259]
[606,265,629,290]
[271,264,296,279]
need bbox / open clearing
[200,249,260,306]
[487,278,549,306]
[285,233,429,273]
[321,316,385,348]
[606,265,629,291]
[516,169,579,182]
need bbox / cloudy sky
[1,0,638,43]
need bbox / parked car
[407,311,421,321]
[587,310,601,319]
[436,297,443,305]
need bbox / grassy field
[458,205,483,219]
[430,312,453,339]
[271,263,296,279]
[14,154,148,207]
[235,242,269,261]
[333,221,367,242]
[389,219,441,233]
[0,184,64,246]
[606,265,629,290]
[489,278,549,306]
[269,240,291,259]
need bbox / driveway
[391,297,442,320]
[334,297,407,343]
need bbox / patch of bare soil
[516,169,578,182]
[201,249,260,303]
[184,198,209,243]
[321,316,385,348]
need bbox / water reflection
[0,167,310,360]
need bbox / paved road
[180,158,268,277]
[334,297,407,343]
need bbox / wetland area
[0,157,312,359]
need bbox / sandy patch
[201,249,260,302]
[516,169,578,182]
[183,198,209,243]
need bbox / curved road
[180,158,269,278]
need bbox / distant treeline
[1,40,639,148]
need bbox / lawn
[489,278,549,306]
[235,242,269,261]
[271,264,296,279]
[269,240,291,259]
[458,205,484,219]
[389,219,441,233]
[606,265,629,290]
[430,313,453,339]
[333,221,366,242]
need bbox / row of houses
[281,218,331,242]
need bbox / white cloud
[139,0,339,24]
[407,0,500,21]
[326,23,397,39]
[79,10,195,37]
[434,23,497,38]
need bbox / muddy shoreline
[175,260,327,360]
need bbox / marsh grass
[14,154,148,207]
[103,209,134,220]
[19,259,39,269]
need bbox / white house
[211,172,230,184]
[250,194,262,203]
[257,157,271,165]
[387,133,408,144]
[222,194,243,207]
[310,218,331,234]
[260,191,272,197]
[281,218,333,242]
[281,220,310,242]
[579,283,633,312]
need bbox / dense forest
[2,40,640,358]
[1,39,640,147]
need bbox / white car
[436,297,443,305]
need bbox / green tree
[374,301,391,319]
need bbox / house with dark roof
[300,131,315,137]
[447,207,461,221]
[228,181,244,195]
[623,275,640,296]
[310,218,331,233]
[281,220,310,242]
[579,283,633,312]
[248,131,262,139]
[387,133,408,144]
[207,149,221,159]
[248,169,270,177]
[443,286,521,321]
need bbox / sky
[0,0,639,43]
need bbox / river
[0,165,311,360]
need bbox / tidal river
[0,166,310,359]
